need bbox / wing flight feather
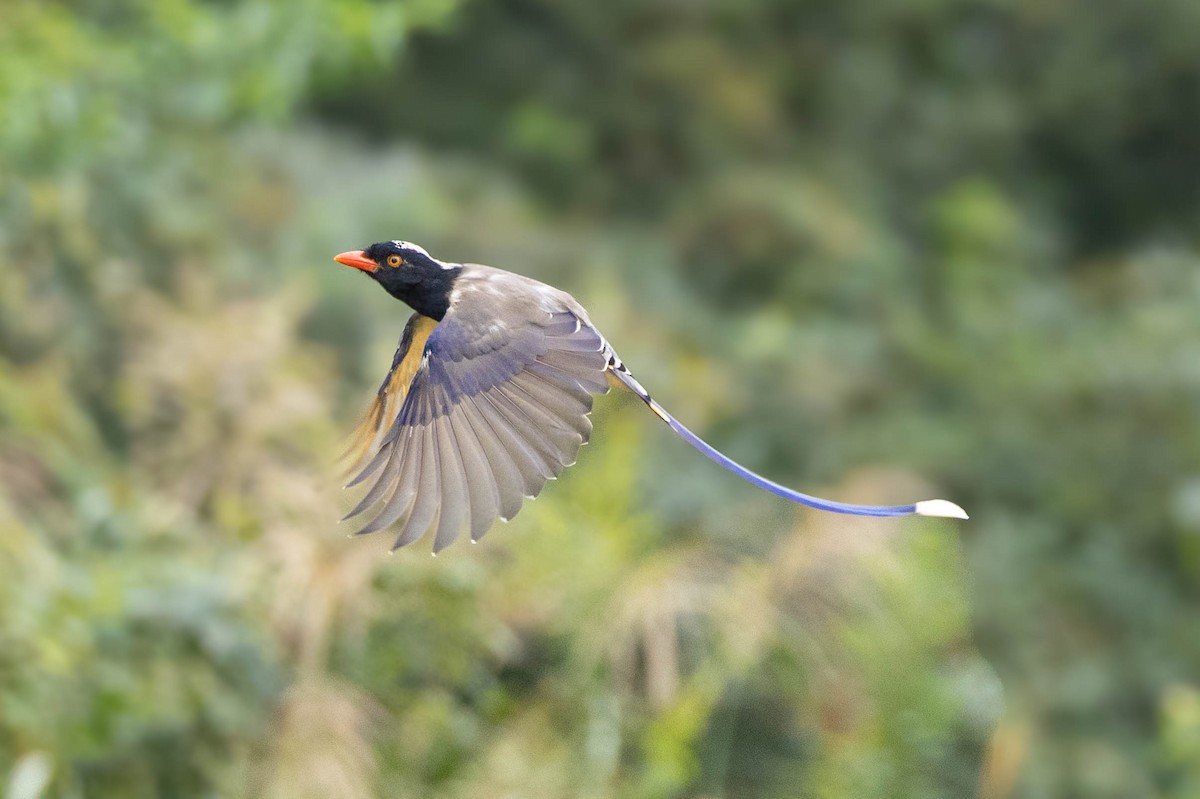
[344,284,610,552]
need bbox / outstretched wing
[345,294,610,552]
[341,313,439,471]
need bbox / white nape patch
[390,240,456,270]
[390,240,429,256]
[914,499,969,519]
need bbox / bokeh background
[3,1,1200,797]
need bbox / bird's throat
[379,265,461,320]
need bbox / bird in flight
[335,241,967,553]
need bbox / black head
[334,240,461,319]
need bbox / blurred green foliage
[2,0,1200,797]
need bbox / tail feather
[607,364,967,520]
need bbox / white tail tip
[915,499,969,519]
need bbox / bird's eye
[386,254,403,267]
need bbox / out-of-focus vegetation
[2,0,1200,796]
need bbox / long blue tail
[609,367,967,519]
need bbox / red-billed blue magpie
[335,241,967,553]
